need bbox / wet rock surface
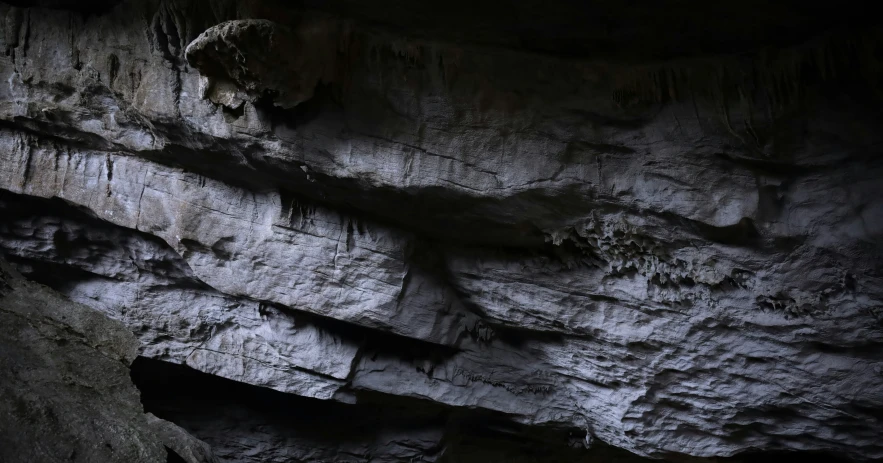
[1,0,883,461]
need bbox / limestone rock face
[1,0,882,461]
[0,258,217,463]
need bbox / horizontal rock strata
[1,0,882,461]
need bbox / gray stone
[185,19,341,109]
[0,257,216,463]
[1,0,882,461]
[146,413,220,463]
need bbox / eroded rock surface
[185,19,341,109]
[1,0,882,461]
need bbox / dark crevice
[129,357,639,462]
[257,82,339,130]
[688,217,761,247]
[130,356,448,458]
[728,450,865,463]
[165,447,187,463]
[716,152,821,177]
[220,103,244,121]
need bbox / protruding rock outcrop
[0,258,217,463]
[185,19,343,109]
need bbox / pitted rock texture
[0,257,217,463]
[185,19,342,109]
[1,0,883,461]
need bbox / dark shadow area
[165,447,188,463]
[2,0,121,14]
[131,357,878,463]
[129,357,647,463]
[728,450,877,463]
[131,356,445,425]
[131,356,448,462]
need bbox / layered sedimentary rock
[1,0,882,461]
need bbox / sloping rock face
[0,257,217,463]
[1,0,882,461]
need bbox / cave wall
[1,0,882,461]
[0,256,218,463]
